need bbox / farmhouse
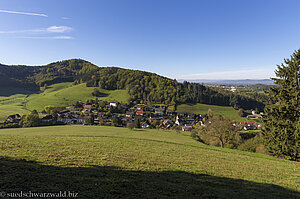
[7,114,21,123]
[247,114,262,119]
[84,104,92,109]
[142,121,150,128]
[40,115,53,123]
[155,108,164,114]
[162,120,172,129]
[182,125,193,131]
[136,110,144,116]
[99,119,112,126]
[110,102,118,107]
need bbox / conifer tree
[262,49,300,161]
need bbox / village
[1,99,262,131]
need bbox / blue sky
[0,0,299,79]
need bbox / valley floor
[0,126,299,198]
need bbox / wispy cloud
[0,26,73,34]
[52,36,73,39]
[175,69,275,80]
[61,17,70,20]
[12,36,74,40]
[0,9,48,17]
[46,26,73,33]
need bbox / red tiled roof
[84,105,92,109]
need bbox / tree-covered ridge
[0,59,98,90]
[86,67,264,110]
[30,59,99,86]
[0,64,38,90]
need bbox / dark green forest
[0,59,265,111]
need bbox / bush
[191,131,202,142]
[224,143,235,149]
[238,138,257,152]
[238,108,245,117]
[127,122,134,130]
[195,116,241,148]
[0,123,20,129]
[237,136,266,153]
[22,111,40,127]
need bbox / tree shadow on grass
[0,87,36,97]
[0,156,298,199]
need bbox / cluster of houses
[239,121,262,130]
[2,100,262,131]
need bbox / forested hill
[0,63,37,89]
[0,59,98,90]
[85,67,264,110]
[0,59,265,110]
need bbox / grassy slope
[0,126,299,198]
[0,94,29,121]
[0,83,130,120]
[26,83,129,112]
[177,103,249,122]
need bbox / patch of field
[55,83,130,104]
[0,126,298,198]
[177,103,249,122]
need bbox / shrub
[237,136,266,153]
[127,122,134,130]
[238,138,257,152]
[195,116,240,148]
[238,108,245,117]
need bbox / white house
[110,102,118,107]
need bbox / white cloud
[61,17,70,20]
[175,69,275,80]
[12,36,74,40]
[0,26,73,34]
[0,9,47,17]
[0,30,31,34]
[46,26,73,33]
[52,36,73,39]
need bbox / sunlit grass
[177,103,250,122]
[0,125,298,198]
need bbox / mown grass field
[0,126,299,198]
[177,103,249,122]
[0,83,130,120]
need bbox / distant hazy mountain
[178,79,275,85]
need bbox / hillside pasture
[0,83,130,119]
[26,83,130,112]
[177,103,249,122]
[0,94,29,121]
[0,126,298,198]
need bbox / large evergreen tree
[262,49,300,161]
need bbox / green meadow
[0,94,29,121]
[26,83,129,112]
[0,126,299,198]
[177,103,249,122]
[0,83,129,120]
